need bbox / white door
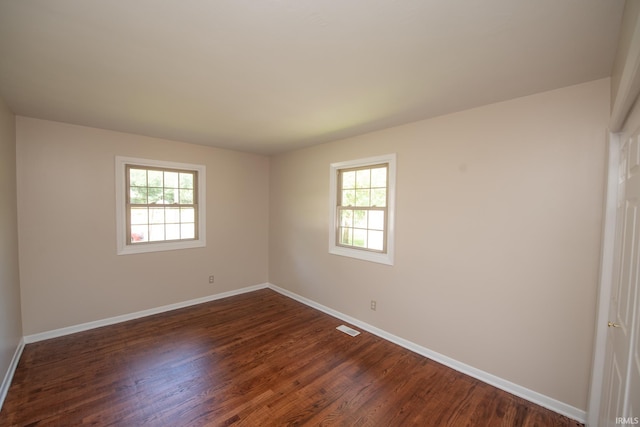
[599,111,640,426]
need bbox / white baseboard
[266,283,586,423]
[15,282,585,422]
[0,337,25,411]
[23,283,269,344]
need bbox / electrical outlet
[208,275,215,284]
[370,300,377,311]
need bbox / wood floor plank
[0,289,583,426]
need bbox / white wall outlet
[208,275,215,284]
[370,300,377,311]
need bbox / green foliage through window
[126,165,198,244]
[337,163,388,252]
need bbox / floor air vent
[336,325,361,337]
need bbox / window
[329,154,396,265]
[116,157,206,255]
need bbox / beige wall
[269,78,610,410]
[16,117,269,335]
[0,98,22,384]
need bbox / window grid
[125,165,198,245]
[336,163,388,253]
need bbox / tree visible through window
[337,164,388,252]
[126,165,198,244]
[329,154,396,265]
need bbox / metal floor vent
[336,325,361,337]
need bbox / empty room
[0,1,638,426]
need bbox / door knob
[608,321,621,328]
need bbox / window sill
[117,239,205,255]
[329,245,394,265]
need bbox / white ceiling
[0,0,625,154]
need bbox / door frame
[587,132,620,426]
[588,8,640,424]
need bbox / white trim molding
[610,14,640,133]
[24,284,268,344]
[328,153,397,265]
[14,282,584,422]
[267,283,586,423]
[115,156,207,255]
[586,133,621,426]
[0,337,25,411]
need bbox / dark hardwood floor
[0,289,582,426]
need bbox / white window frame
[115,156,206,255]
[329,153,396,265]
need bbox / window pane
[180,173,193,189]
[355,189,370,206]
[369,210,385,230]
[339,227,352,245]
[130,207,148,225]
[180,189,194,204]
[130,187,147,204]
[340,209,353,227]
[164,188,176,204]
[371,188,386,207]
[149,224,165,241]
[166,224,180,240]
[149,208,164,224]
[368,230,384,251]
[353,229,367,248]
[130,169,147,187]
[122,162,202,250]
[330,156,394,262]
[341,171,356,189]
[181,207,195,222]
[148,170,163,187]
[130,225,147,243]
[181,223,195,239]
[166,208,180,223]
[354,210,367,228]
[356,169,370,189]
[371,167,387,187]
[342,190,355,206]
[164,171,179,188]
[148,187,163,204]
